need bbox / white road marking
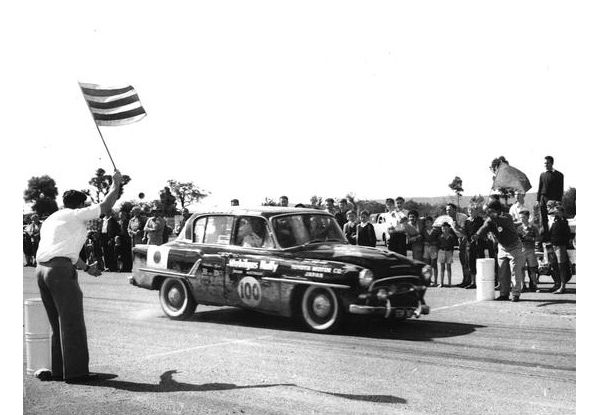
[430,300,479,312]
[142,335,273,359]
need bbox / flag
[79,82,147,126]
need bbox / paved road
[23,265,575,415]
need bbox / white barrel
[476,280,496,301]
[24,298,52,375]
[476,258,496,282]
[476,259,496,301]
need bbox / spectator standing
[34,170,121,382]
[387,197,408,255]
[509,192,532,224]
[437,222,457,287]
[343,211,358,244]
[357,210,377,247]
[422,216,440,285]
[548,204,571,294]
[117,210,132,272]
[473,200,525,302]
[279,196,289,207]
[99,212,119,272]
[24,214,42,266]
[462,204,486,289]
[324,198,346,228]
[537,156,564,237]
[144,209,166,245]
[127,207,146,247]
[406,210,424,261]
[231,199,239,206]
[517,210,540,292]
[445,203,469,287]
[337,199,351,227]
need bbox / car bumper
[348,301,430,318]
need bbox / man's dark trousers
[36,257,89,380]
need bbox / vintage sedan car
[129,207,431,333]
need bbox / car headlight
[421,265,432,284]
[358,269,374,287]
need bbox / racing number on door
[237,276,261,307]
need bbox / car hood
[287,242,420,270]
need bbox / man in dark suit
[537,155,564,237]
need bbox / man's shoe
[552,286,565,294]
[495,295,509,301]
[511,296,520,302]
[65,373,101,384]
[466,284,477,289]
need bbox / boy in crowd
[548,204,571,294]
[343,211,358,244]
[357,210,377,247]
[517,210,539,292]
[422,216,439,285]
[438,222,456,287]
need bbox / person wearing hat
[548,204,571,294]
[472,200,525,302]
[35,170,122,382]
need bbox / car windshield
[272,213,346,248]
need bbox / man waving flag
[79,82,147,126]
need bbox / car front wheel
[159,278,197,320]
[300,286,343,333]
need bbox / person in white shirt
[508,192,533,225]
[35,170,122,383]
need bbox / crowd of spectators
[24,155,572,298]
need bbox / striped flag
[79,82,147,126]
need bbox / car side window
[193,217,207,243]
[204,216,234,245]
[233,216,274,249]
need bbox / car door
[223,216,281,311]
[190,215,234,305]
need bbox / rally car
[129,207,431,333]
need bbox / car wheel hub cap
[168,286,183,307]
[313,295,331,317]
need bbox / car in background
[130,207,431,333]
[370,213,390,244]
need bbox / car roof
[188,206,332,219]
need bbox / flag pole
[79,82,117,170]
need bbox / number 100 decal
[237,276,262,307]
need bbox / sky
[11,1,591,211]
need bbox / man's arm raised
[100,170,122,217]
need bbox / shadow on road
[84,370,407,404]
[518,299,576,306]
[182,308,483,341]
[83,370,294,393]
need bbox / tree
[562,187,576,218]
[310,195,323,209]
[166,180,209,210]
[86,168,131,203]
[24,175,59,216]
[448,176,464,208]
